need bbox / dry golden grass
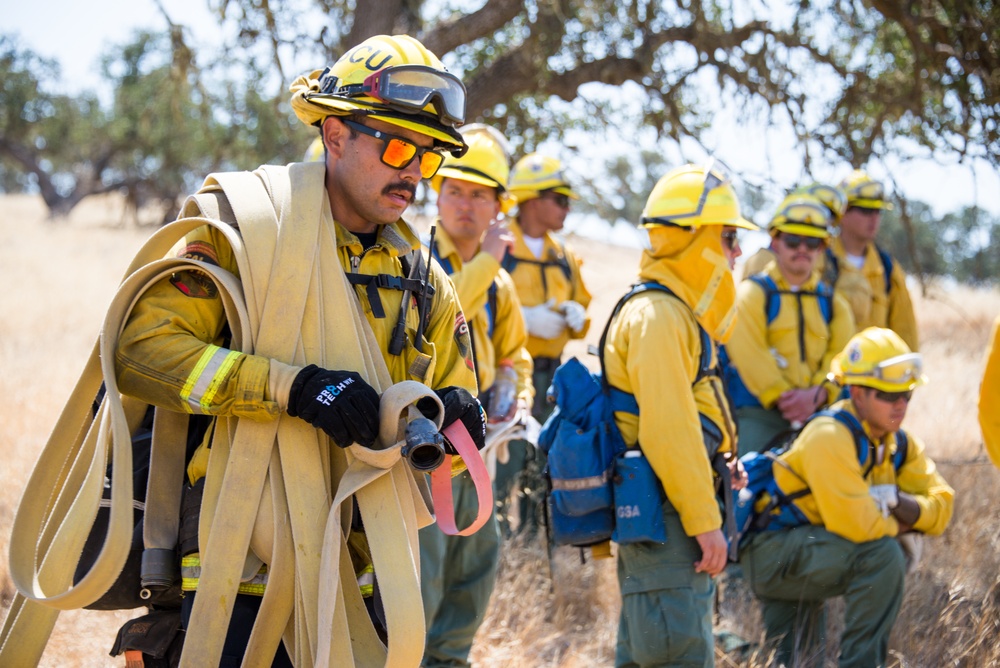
[1,194,998,666]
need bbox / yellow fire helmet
[768,192,832,239]
[789,182,847,223]
[508,153,578,204]
[640,160,757,229]
[289,34,467,155]
[431,123,515,213]
[839,169,893,210]
[829,327,927,392]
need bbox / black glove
[417,386,487,453]
[286,365,380,449]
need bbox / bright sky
[6,0,1000,227]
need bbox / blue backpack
[733,407,910,549]
[538,281,712,547]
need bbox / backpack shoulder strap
[876,245,894,295]
[819,408,877,476]
[599,281,711,390]
[893,430,909,470]
[749,274,781,324]
[816,280,835,324]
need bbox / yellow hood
[638,225,737,343]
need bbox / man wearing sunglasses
[741,181,847,278]
[724,193,856,454]
[603,162,757,667]
[493,153,592,536]
[825,170,919,351]
[419,124,534,668]
[111,34,485,666]
[741,327,953,667]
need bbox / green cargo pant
[742,525,906,668]
[615,501,715,668]
[419,470,501,668]
[493,361,556,536]
[735,406,792,455]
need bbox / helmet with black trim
[640,160,757,230]
[431,124,515,213]
[289,34,467,155]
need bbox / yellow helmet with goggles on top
[431,124,515,213]
[768,193,832,239]
[829,327,927,392]
[508,154,578,204]
[789,182,847,223]
[289,34,467,155]
[839,169,893,210]
[640,160,757,230]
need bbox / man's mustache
[383,182,417,198]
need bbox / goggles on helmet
[845,352,923,386]
[321,65,467,128]
[848,180,886,204]
[774,200,831,228]
[343,119,446,178]
[643,157,733,226]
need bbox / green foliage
[0,30,311,220]
[878,203,1000,284]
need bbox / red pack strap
[124,649,145,668]
[430,422,493,536]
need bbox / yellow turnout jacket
[726,263,855,409]
[773,400,954,542]
[980,315,1000,468]
[504,219,592,359]
[603,225,738,538]
[430,224,534,406]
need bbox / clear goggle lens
[364,66,466,126]
[850,180,885,202]
[872,353,923,384]
[776,201,831,226]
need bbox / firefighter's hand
[481,220,515,263]
[418,386,487,453]
[776,386,824,424]
[694,529,728,576]
[560,300,587,333]
[286,365,380,449]
[729,456,748,491]
[523,299,567,340]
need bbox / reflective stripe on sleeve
[182,554,268,595]
[357,564,374,598]
[180,345,242,414]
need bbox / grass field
[1,194,998,666]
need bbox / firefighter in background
[742,328,954,667]
[723,193,856,454]
[827,170,919,350]
[741,182,847,278]
[980,315,1000,468]
[419,124,534,667]
[493,153,592,535]
[603,161,756,667]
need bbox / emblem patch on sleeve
[170,270,218,299]
[454,312,474,370]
